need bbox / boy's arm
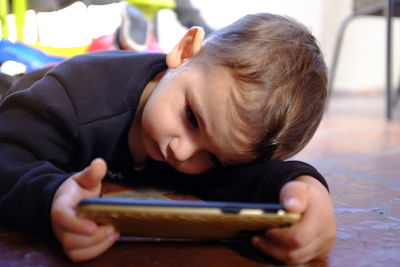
[0,74,78,233]
[0,76,120,262]
[0,52,140,233]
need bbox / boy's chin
[168,162,212,175]
[149,155,213,174]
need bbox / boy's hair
[197,13,327,162]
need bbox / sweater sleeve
[133,159,328,203]
[196,160,327,203]
[0,52,167,234]
[0,75,78,234]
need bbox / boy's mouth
[154,144,166,162]
[149,139,182,167]
[160,144,182,167]
[145,137,165,163]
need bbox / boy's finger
[52,204,98,235]
[252,235,319,265]
[66,230,120,262]
[61,225,119,250]
[279,179,310,213]
[74,158,107,190]
[263,222,315,249]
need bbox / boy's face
[138,62,251,174]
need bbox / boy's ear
[166,27,205,68]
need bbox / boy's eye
[185,106,199,129]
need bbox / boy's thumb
[75,158,107,190]
[280,180,310,213]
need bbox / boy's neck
[129,70,166,169]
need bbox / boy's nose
[168,137,200,162]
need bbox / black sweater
[0,51,327,234]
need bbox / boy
[0,13,335,264]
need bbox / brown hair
[197,13,327,161]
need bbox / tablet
[77,197,301,239]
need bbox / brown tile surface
[297,93,400,267]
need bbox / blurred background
[0,0,399,112]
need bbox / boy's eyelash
[185,106,199,129]
[184,106,222,167]
[209,152,223,168]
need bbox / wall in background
[322,0,400,93]
[2,0,398,93]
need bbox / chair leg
[328,2,387,100]
[396,80,400,108]
[386,0,394,119]
[327,14,355,100]
[393,2,400,116]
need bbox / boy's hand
[252,176,336,264]
[51,158,120,262]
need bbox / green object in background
[0,0,8,38]
[126,0,175,20]
[13,0,27,41]
[0,0,27,41]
